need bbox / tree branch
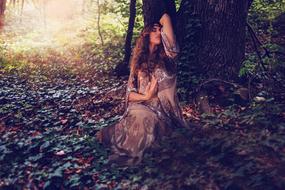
[246,22,268,71]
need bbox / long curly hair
[129,23,172,77]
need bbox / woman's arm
[128,75,158,102]
[160,13,175,47]
[160,13,179,58]
[128,91,149,102]
[125,90,146,107]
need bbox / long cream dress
[99,28,187,165]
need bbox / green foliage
[248,0,285,34]
[250,0,285,20]
[239,55,258,77]
[239,43,285,78]
[201,99,283,129]
[85,0,144,47]
[176,1,201,101]
[132,1,144,40]
[1,69,284,188]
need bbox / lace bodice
[133,67,176,96]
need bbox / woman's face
[149,25,161,46]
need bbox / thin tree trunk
[115,0,136,76]
[0,0,6,16]
[43,0,47,29]
[21,0,24,15]
[0,0,6,29]
[20,0,24,22]
[97,0,104,45]
[123,0,136,65]
[7,0,15,8]
[81,0,86,14]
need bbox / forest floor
[0,47,285,190]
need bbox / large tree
[177,0,251,80]
[142,0,251,80]
[141,0,252,111]
[142,0,176,27]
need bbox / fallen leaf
[55,150,65,156]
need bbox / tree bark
[142,0,176,27]
[178,0,250,80]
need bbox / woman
[144,0,179,58]
[96,16,186,166]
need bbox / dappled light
[1,0,127,51]
[2,0,91,49]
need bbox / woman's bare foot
[95,130,103,143]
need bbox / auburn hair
[129,23,173,77]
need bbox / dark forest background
[0,0,285,189]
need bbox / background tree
[97,0,104,45]
[115,0,137,76]
[0,0,7,29]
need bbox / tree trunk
[21,0,24,16]
[142,0,176,27]
[97,0,104,45]
[0,0,6,29]
[178,0,250,80]
[123,0,136,68]
[176,0,251,111]
[10,0,16,8]
[0,0,6,15]
[115,0,136,76]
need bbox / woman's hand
[165,50,178,59]
[144,75,158,100]
[128,75,158,102]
